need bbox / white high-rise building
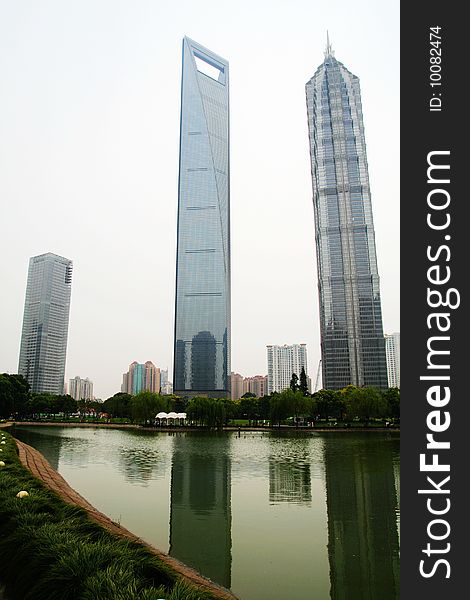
[69,376,94,401]
[385,333,400,388]
[267,344,308,394]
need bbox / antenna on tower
[325,31,334,58]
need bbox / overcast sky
[0,0,399,399]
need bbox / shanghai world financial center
[174,37,387,396]
[173,38,231,398]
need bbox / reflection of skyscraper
[306,41,388,390]
[173,37,231,399]
[18,252,73,394]
[169,433,232,588]
[324,434,400,599]
[268,436,312,504]
[269,460,311,505]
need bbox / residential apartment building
[267,344,308,394]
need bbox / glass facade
[173,38,230,398]
[306,46,388,389]
[18,252,73,394]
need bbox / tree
[0,373,30,418]
[290,373,299,393]
[270,392,290,427]
[62,395,77,417]
[299,367,309,396]
[341,386,386,422]
[186,396,226,428]
[257,395,271,421]
[270,389,312,427]
[103,392,132,419]
[289,389,312,426]
[28,393,55,418]
[382,387,400,419]
[130,392,168,424]
[0,374,13,418]
[167,394,186,413]
[312,389,344,420]
[239,396,258,424]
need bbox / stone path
[15,438,237,600]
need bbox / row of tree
[1,372,399,428]
[0,373,104,420]
[103,384,399,427]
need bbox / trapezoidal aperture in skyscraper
[173,37,231,398]
[306,42,388,390]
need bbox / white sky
[0,0,399,399]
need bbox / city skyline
[306,45,388,389]
[0,1,399,399]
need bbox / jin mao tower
[306,40,388,389]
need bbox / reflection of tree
[169,433,231,588]
[118,446,168,485]
[268,436,312,505]
[191,331,216,391]
[324,434,400,599]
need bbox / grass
[0,430,223,600]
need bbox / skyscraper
[173,37,230,398]
[267,344,308,394]
[18,252,73,394]
[305,40,388,390]
[385,332,400,388]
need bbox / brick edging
[14,439,237,600]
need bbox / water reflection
[268,436,312,505]
[118,446,169,485]
[12,427,400,600]
[169,432,232,588]
[114,430,171,485]
[324,434,400,599]
[13,426,71,470]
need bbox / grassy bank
[0,431,221,600]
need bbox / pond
[13,426,400,599]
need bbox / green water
[13,427,400,599]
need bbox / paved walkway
[15,438,237,600]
